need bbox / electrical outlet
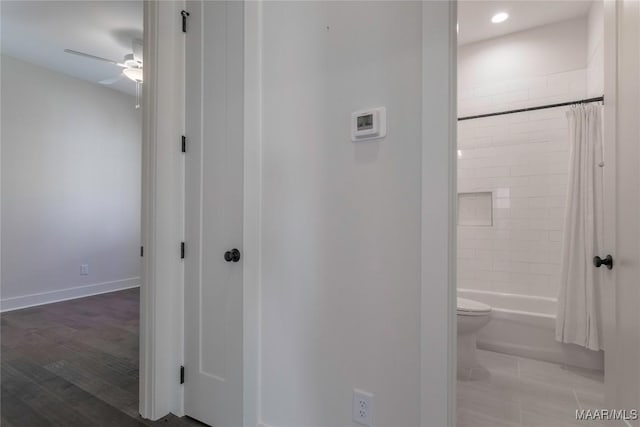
[80,264,89,276]
[352,389,374,426]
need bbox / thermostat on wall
[351,107,386,141]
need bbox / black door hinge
[180,365,185,384]
[180,242,185,259]
[181,10,190,33]
[140,246,144,257]
[181,135,187,153]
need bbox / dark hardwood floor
[1,288,203,427]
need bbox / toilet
[457,297,492,380]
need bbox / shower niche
[457,192,492,227]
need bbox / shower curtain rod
[457,96,604,121]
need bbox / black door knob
[593,255,613,270]
[224,248,241,263]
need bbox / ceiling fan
[64,39,143,107]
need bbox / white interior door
[602,0,640,414]
[184,1,244,425]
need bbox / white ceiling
[1,1,142,96]
[2,1,592,91]
[458,1,594,45]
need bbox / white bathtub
[458,288,604,371]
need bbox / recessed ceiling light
[491,12,509,24]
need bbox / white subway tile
[457,248,476,259]
[529,107,564,121]
[492,260,511,272]
[470,178,495,191]
[508,89,529,103]
[528,263,560,276]
[457,227,477,240]
[456,67,582,299]
[475,125,508,139]
[506,79,530,92]
[458,169,474,180]
[475,167,510,178]
[475,82,509,97]
[511,230,549,242]
[495,198,510,209]
[549,231,563,242]
[474,250,495,263]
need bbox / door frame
[603,0,640,415]
[422,1,458,426]
[140,0,186,420]
[140,0,256,422]
[602,0,618,410]
[139,0,258,421]
[242,1,262,426]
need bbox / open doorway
[455,2,607,426]
[0,2,190,425]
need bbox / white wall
[258,2,439,426]
[457,17,599,299]
[587,1,604,97]
[1,55,141,310]
[458,17,587,101]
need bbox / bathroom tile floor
[457,350,605,427]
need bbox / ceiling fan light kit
[123,67,143,83]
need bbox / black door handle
[224,248,241,263]
[593,255,613,270]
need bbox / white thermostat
[351,107,386,141]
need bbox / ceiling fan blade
[99,74,124,85]
[64,49,126,68]
[132,39,143,64]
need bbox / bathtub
[458,288,604,371]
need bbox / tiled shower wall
[457,69,587,298]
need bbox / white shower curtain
[555,104,604,352]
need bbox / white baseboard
[1,277,140,312]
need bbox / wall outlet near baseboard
[352,389,374,426]
[80,264,89,276]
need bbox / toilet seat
[457,297,491,316]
